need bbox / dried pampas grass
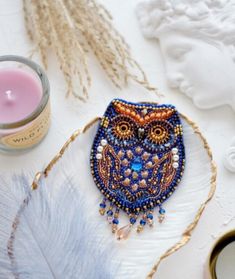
[23,0,160,100]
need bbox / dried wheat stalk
[23,0,162,100]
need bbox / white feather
[0,173,116,279]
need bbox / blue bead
[159,208,166,215]
[130,217,136,224]
[140,219,146,226]
[113,218,119,224]
[107,210,113,216]
[99,203,106,208]
[131,158,142,172]
[147,213,153,220]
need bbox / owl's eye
[146,121,173,145]
[111,116,136,140]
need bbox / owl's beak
[137,128,145,140]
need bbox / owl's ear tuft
[108,99,123,111]
[111,100,129,113]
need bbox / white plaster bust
[136,0,235,172]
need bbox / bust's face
[158,31,235,109]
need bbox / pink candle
[0,68,42,124]
[0,55,50,152]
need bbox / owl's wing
[150,152,176,194]
[97,145,120,189]
[160,156,176,192]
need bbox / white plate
[36,114,216,278]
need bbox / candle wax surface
[0,68,43,124]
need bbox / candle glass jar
[0,55,50,152]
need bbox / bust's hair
[137,0,235,45]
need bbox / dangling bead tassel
[146,211,154,227]
[106,203,114,224]
[116,224,132,240]
[137,213,147,233]
[116,214,137,240]
[158,207,166,223]
[99,198,107,215]
[112,208,119,233]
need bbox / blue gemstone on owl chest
[131,158,142,172]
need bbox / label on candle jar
[1,102,51,149]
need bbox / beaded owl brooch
[90,99,185,240]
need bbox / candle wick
[5,90,13,99]
[4,90,15,104]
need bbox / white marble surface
[0,1,234,278]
